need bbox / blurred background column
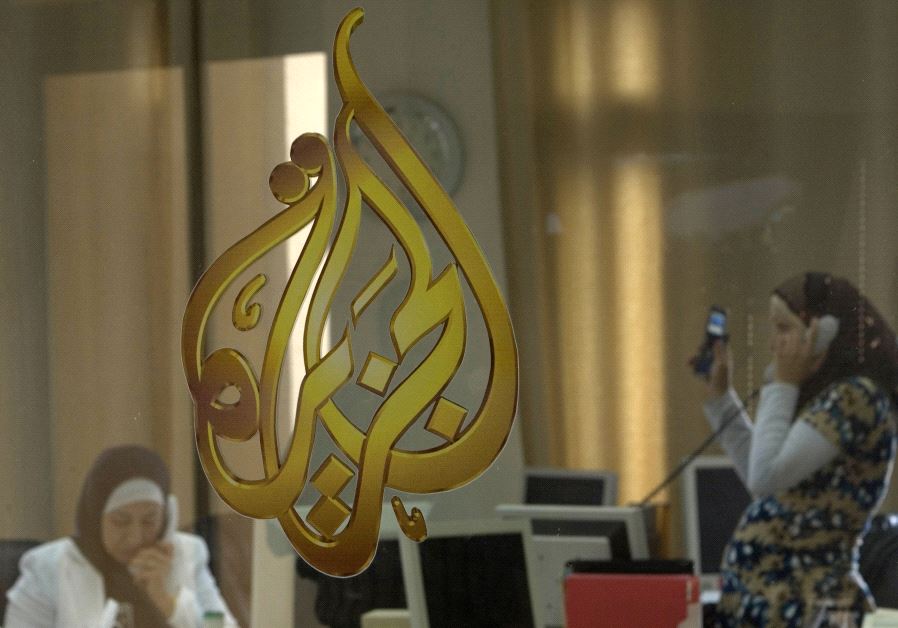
[0,1,53,541]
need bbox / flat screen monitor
[399,519,544,628]
[681,456,753,590]
[494,504,650,561]
[525,468,618,507]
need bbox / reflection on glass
[4,0,898,626]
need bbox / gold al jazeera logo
[181,8,517,576]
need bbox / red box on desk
[564,572,700,628]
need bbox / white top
[4,532,238,628]
[703,383,840,497]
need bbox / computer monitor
[681,456,753,590]
[525,468,618,506]
[494,504,650,560]
[398,518,544,628]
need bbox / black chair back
[859,514,898,609]
[0,539,41,620]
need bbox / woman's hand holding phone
[130,542,175,618]
[707,339,732,399]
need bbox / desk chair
[859,513,898,609]
[0,539,40,620]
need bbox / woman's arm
[746,382,839,496]
[706,381,853,498]
[744,316,849,497]
[4,592,54,628]
[703,388,754,483]
[167,533,238,628]
[700,335,840,496]
[700,340,758,482]
[193,560,239,628]
[4,547,55,628]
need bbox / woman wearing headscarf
[4,445,237,627]
[701,272,898,627]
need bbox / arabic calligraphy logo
[181,8,517,576]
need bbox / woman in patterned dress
[702,272,898,627]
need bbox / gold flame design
[181,8,518,576]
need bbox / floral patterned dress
[715,376,897,627]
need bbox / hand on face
[100,499,175,617]
[129,542,175,617]
[769,296,825,385]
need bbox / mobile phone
[692,306,727,378]
[810,314,839,356]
